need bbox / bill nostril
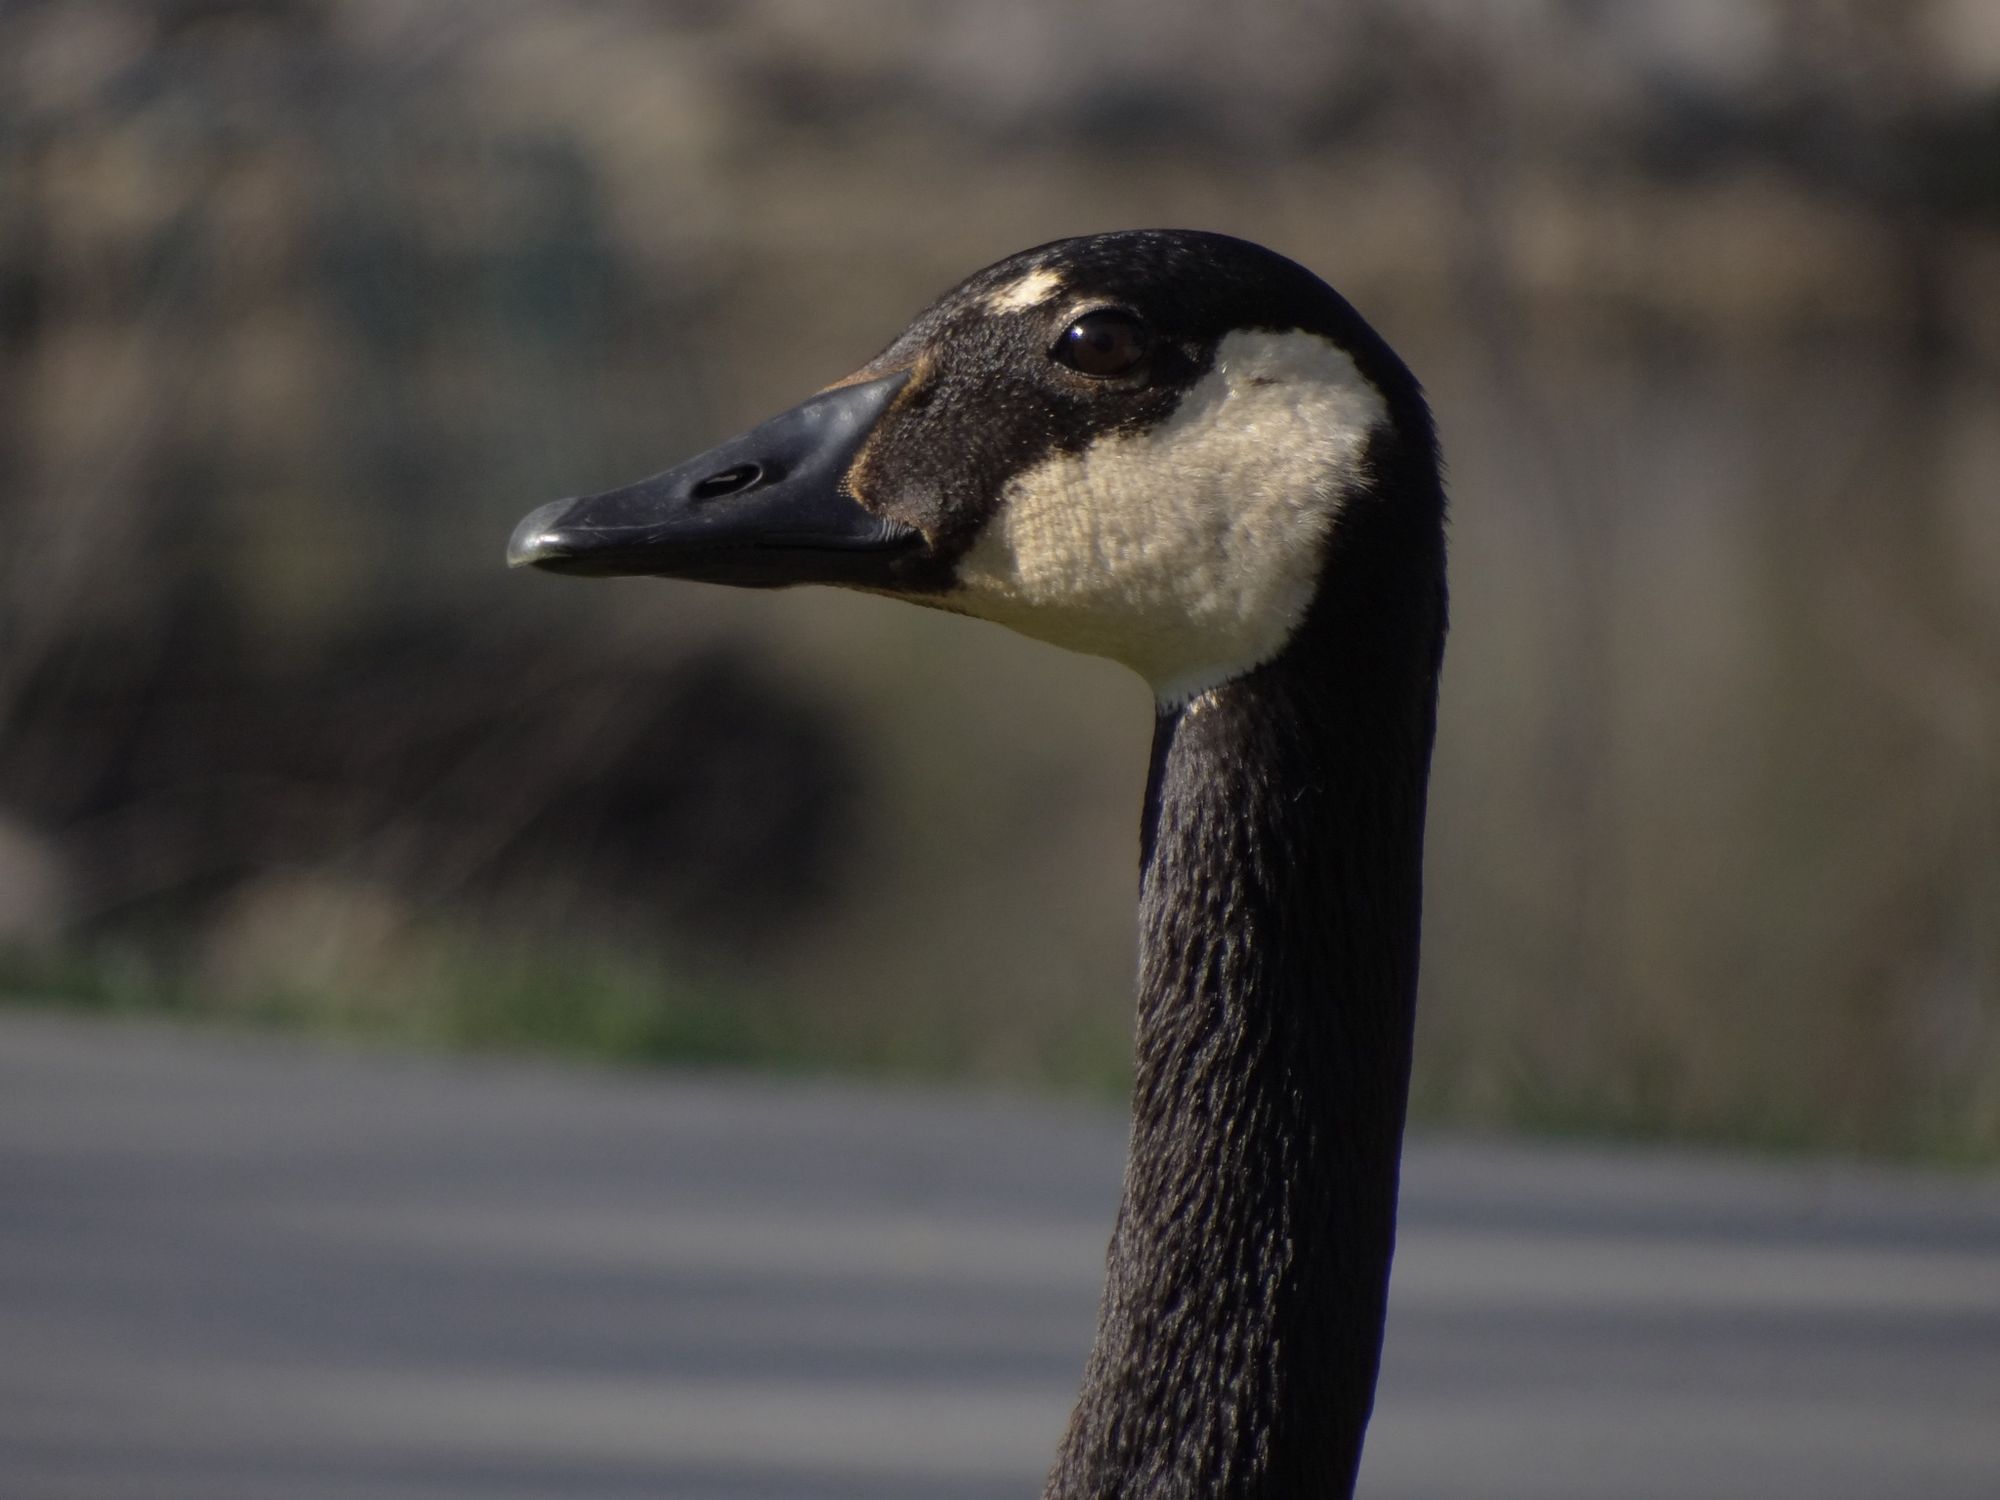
[691,463,763,501]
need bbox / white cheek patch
[983,267,1066,315]
[951,329,1387,703]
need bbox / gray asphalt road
[2,1013,1996,1500]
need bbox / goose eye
[1053,309,1151,378]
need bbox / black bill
[507,370,919,588]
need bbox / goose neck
[1048,604,1439,1499]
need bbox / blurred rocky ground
[1,0,1996,1154]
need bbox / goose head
[510,229,1431,703]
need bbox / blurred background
[2,0,1996,1160]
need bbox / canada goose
[510,229,1446,1499]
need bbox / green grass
[5,937,1992,1164]
[3,937,790,1067]
[0,934,1136,1099]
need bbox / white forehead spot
[952,329,1388,703]
[983,266,1066,315]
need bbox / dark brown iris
[1053,308,1151,378]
